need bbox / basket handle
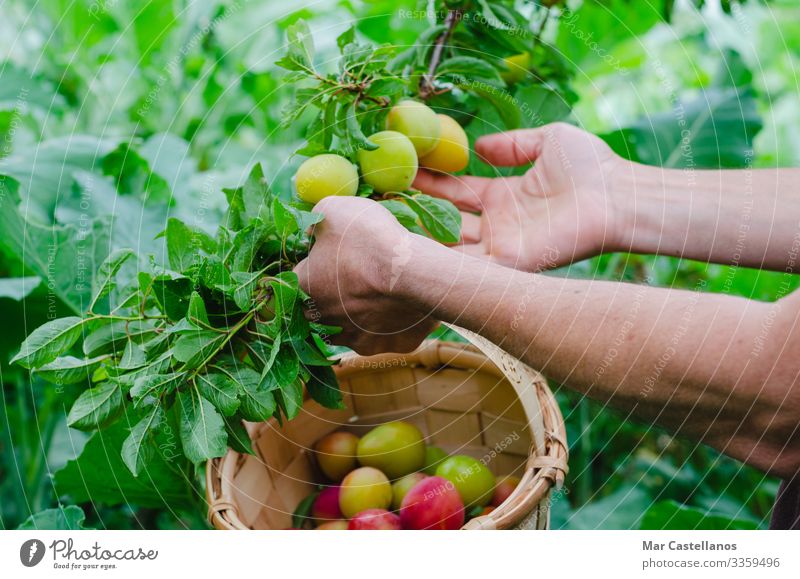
[442,323,547,456]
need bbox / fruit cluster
[297,421,521,530]
[294,100,469,205]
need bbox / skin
[295,122,800,479]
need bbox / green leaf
[230,271,262,311]
[0,176,110,315]
[196,373,240,417]
[344,101,378,152]
[272,198,299,240]
[152,276,193,321]
[187,291,210,326]
[119,339,148,370]
[162,218,216,272]
[277,378,303,420]
[131,372,184,401]
[292,491,318,529]
[232,366,278,422]
[223,415,255,455]
[67,380,124,431]
[602,89,762,169]
[285,19,315,71]
[640,500,760,530]
[437,56,504,87]
[306,364,345,410]
[83,320,157,357]
[177,389,228,464]
[88,248,136,312]
[270,345,301,385]
[472,86,521,131]
[380,200,426,236]
[337,26,356,52]
[402,193,462,243]
[12,316,88,369]
[54,415,192,508]
[35,355,109,385]
[0,276,41,301]
[121,405,165,476]
[173,331,226,366]
[269,272,300,320]
[293,338,335,366]
[17,506,93,530]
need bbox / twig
[531,7,552,54]
[419,9,461,100]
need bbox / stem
[185,295,271,380]
[531,7,552,54]
[419,9,461,100]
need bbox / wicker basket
[206,326,568,530]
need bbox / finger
[475,127,549,167]
[413,170,490,212]
[460,212,481,244]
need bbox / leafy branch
[419,9,462,100]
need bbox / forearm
[399,236,800,477]
[613,162,800,272]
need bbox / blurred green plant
[1,0,796,530]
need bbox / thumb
[475,127,548,167]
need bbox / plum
[391,472,428,510]
[491,475,521,507]
[312,486,343,522]
[315,431,360,482]
[357,131,418,193]
[339,466,392,518]
[347,509,402,530]
[386,100,441,157]
[419,115,469,173]
[399,476,465,530]
[435,455,496,508]
[357,421,426,479]
[295,154,359,203]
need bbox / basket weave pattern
[207,335,568,530]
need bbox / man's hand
[294,196,436,355]
[414,122,625,271]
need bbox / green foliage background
[1,0,798,530]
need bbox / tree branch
[419,9,461,100]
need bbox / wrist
[609,160,686,255]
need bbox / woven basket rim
[206,338,568,530]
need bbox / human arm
[414,122,800,272]
[296,197,800,478]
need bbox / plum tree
[386,100,441,157]
[435,455,496,507]
[357,131,418,193]
[295,154,359,204]
[339,467,392,518]
[419,115,469,173]
[357,421,426,479]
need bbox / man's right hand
[413,122,627,272]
